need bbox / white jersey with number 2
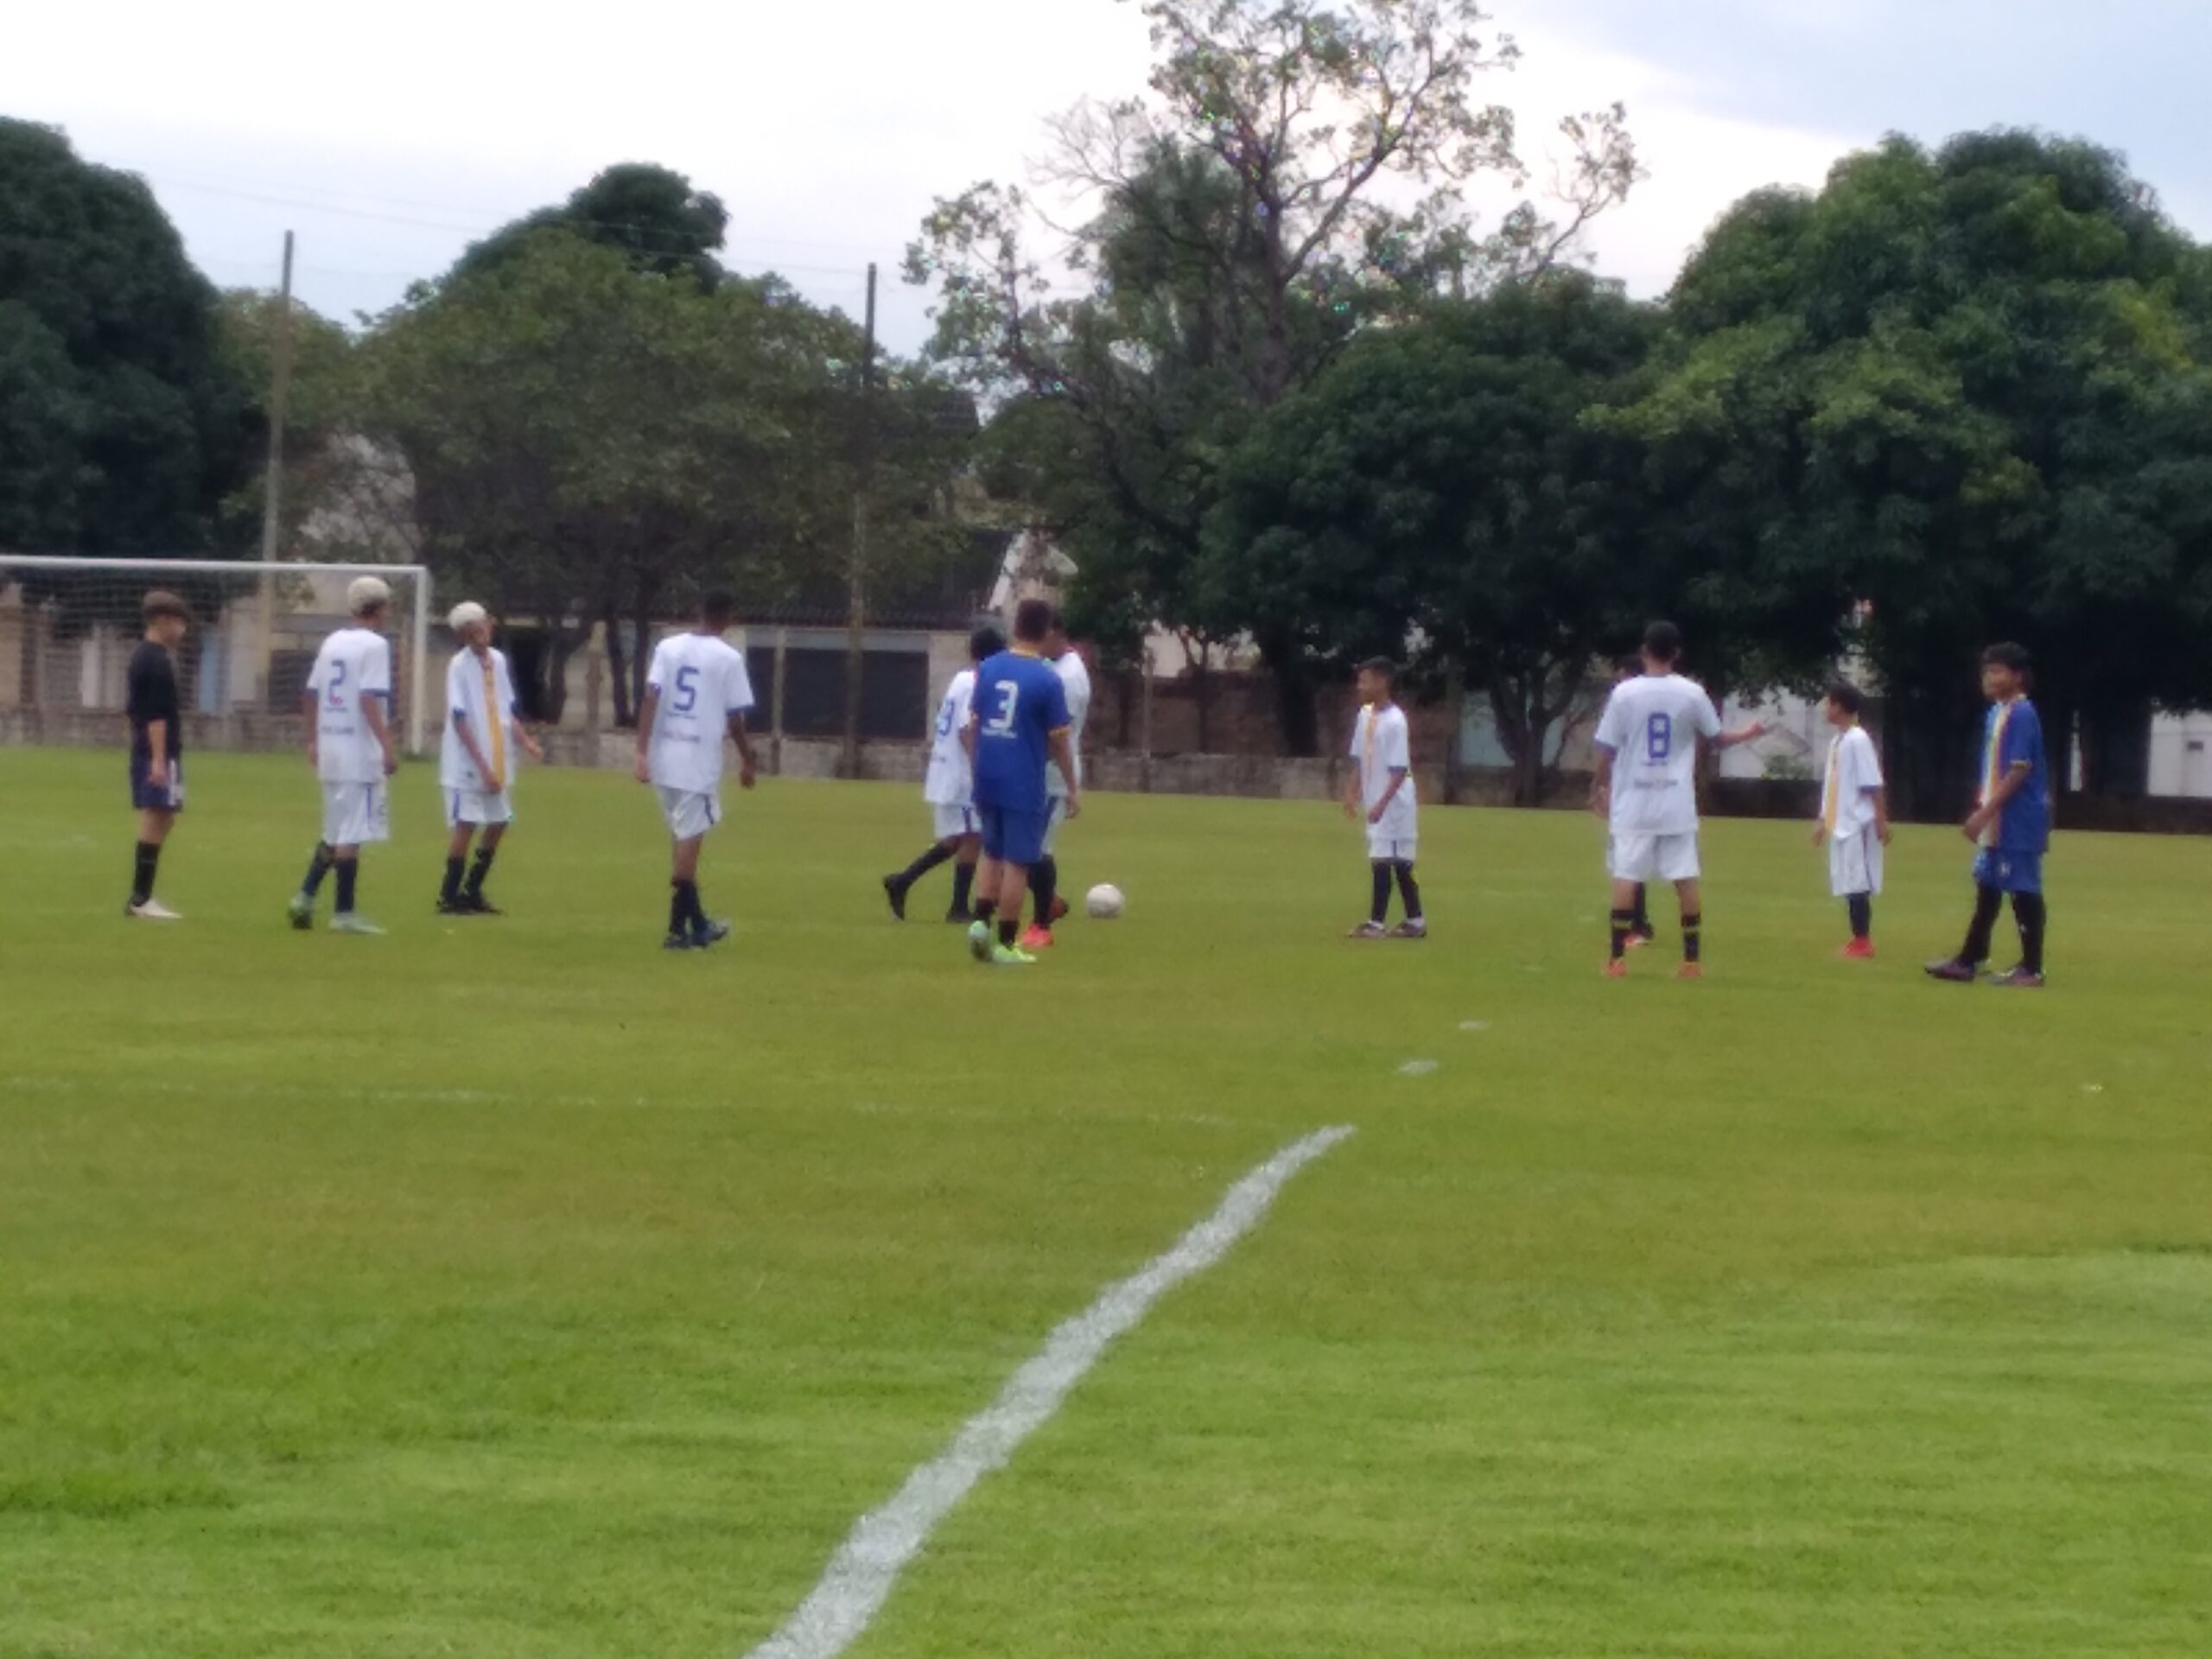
[1595,673,1722,837]
[308,626,394,784]
[645,633,755,793]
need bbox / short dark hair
[1013,596,1052,644]
[141,589,189,624]
[1824,680,1865,717]
[1642,620,1683,664]
[1982,642,2031,673]
[969,625,1006,661]
[1044,606,1067,635]
[701,588,737,626]
[1358,657,1398,685]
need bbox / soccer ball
[1085,883,1125,920]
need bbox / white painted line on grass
[1396,1059,1439,1077]
[741,1123,1357,1659]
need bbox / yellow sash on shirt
[1979,702,2011,847]
[1821,732,1843,835]
[481,652,505,786]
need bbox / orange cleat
[1839,938,1876,961]
[1677,962,1704,980]
[1019,925,1055,950]
[1604,958,1629,979]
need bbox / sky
[6,0,2209,356]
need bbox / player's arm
[362,690,397,776]
[301,686,320,768]
[1963,760,2032,839]
[512,711,544,763]
[1048,727,1079,816]
[632,685,661,785]
[1870,784,1893,844]
[1588,743,1616,818]
[141,665,172,787]
[727,709,758,789]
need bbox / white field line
[741,1124,1357,1659]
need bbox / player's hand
[632,753,652,785]
[1877,823,1893,846]
[307,745,319,770]
[1065,790,1081,821]
[486,772,506,794]
[522,734,545,762]
[1811,826,1826,848]
[1342,798,1358,821]
[147,759,168,789]
[1367,803,1387,826]
[1961,807,1993,842]
[739,758,757,790]
[1588,787,1610,819]
[381,747,399,778]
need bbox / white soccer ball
[1085,883,1126,920]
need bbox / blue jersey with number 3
[970,649,1071,814]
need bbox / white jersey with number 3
[1595,673,1722,837]
[645,633,755,793]
[924,669,976,807]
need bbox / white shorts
[1611,832,1700,883]
[932,803,977,843]
[1042,795,1071,857]
[446,787,515,828]
[1366,828,1418,863]
[657,785,721,842]
[1828,823,1885,897]
[321,781,391,848]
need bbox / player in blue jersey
[964,598,1079,966]
[1926,642,2050,988]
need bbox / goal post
[0,555,435,756]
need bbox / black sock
[465,845,497,898]
[1033,856,1059,927]
[1394,861,1422,922]
[1610,908,1633,962]
[131,841,161,906]
[2013,893,2047,975]
[334,858,359,915]
[442,857,466,905]
[999,918,1019,948]
[1847,893,1872,939]
[1681,912,1703,964]
[1631,884,1651,935]
[951,863,976,913]
[668,880,689,937]
[1961,883,2003,964]
[976,898,997,926]
[676,880,706,935]
[1370,863,1392,925]
[302,842,334,899]
[898,843,954,887]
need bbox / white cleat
[126,899,183,921]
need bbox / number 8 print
[1645,712,1672,763]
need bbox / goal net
[0,556,435,756]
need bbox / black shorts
[130,752,185,812]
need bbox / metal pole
[842,263,877,780]
[409,568,431,757]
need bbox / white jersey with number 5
[645,633,755,793]
[308,626,394,783]
[924,669,976,807]
[1595,673,1722,836]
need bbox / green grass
[1,747,2208,1658]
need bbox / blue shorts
[978,804,1048,867]
[130,753,185,812]
[1974,848,2043,894]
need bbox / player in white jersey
[1021,610,1092,949]
[1344,658,1426,939]
[632,589,758,950]
[289,577,399,936]
[1811,679,1890,959]
[883,625,1002,924]
[1591,621,1765,976]
[436,601,543,917]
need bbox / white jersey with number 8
[1594,673,1722,837]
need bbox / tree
[1614,131,2212,812]
[1213,273,1660,798]
[214,290,359,550]
[451,163,730,291]
[0,118,252,556]
[906,0,1638,752]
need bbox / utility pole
[254,231,296,714]
[842,263,878,780]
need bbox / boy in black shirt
[126,590,190,919]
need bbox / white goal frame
[0,555,435,755]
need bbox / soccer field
[3,747,2208,1658]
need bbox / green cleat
[989,944,1038,967]
[967,919,992,963]
[330,913,386,937]
[288,893,315,931]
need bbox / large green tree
[1613,131,2212,811]
[1213,273,1660,798]
[907,0,1637,753]
[451,163,730,292]
[0,118,251,556]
